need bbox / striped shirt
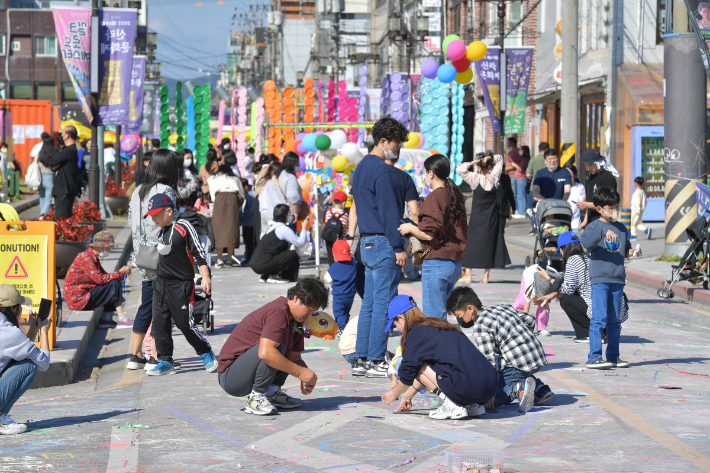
[324,209,349,239]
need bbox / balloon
[466,41,488,61]
[303,133,318,152]
[416,132,426,149]
[437,64,457,84]
[329,129,348,149]
[296,132,306,140]
[299,156,306,173]
[119,133,140,155]
[315,134,331,151]
[332,155,349,172]
[284,140,298,154]
[446,40,466,61]
[341,142,360,160]
[455,68,474,84]
[297,142,308,156]
[404,131,420,149]
[420,58,439,79]
[452,57,471,73]
[442,34,461,56]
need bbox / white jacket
[207,173,245,202]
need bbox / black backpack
[322,211,344,243]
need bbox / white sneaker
[267,275,289,284]
[466,403,486,417]
[517,377,536,413]
[245,393,278,416]
[429,398,468,420]
[537,330,551,337]
[0,415,27,435]
[215,260,225,268]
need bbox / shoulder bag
[412,212,454,266]
[275,175,308,221]
[134,198,159,271]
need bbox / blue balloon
[303,133,318,152]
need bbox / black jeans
[218,342,289,396]
[54,193,76,218]
[242,226,255,261]
[251,250,300,281]
[133,280,153,334]
[559,294,590,338]
[83,278,125,313]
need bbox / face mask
[547,163,559,171]
[456,315,475,329]
[602,209,619,222]
[157,219,176,256]
[384,142,398,161]
[184,159,192,168]
[99,251,110,259]
[423,171,432,189]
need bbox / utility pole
[496,0,507,155]
[560,0,578,161]
[89,0,100,207]
[331,0,340,82]
[115,125,122,190]
[314,1,321,80]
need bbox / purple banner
[53,8,92,123]
[124,56,146,134]
[474,46,501,133]
[97,9,136,126]
[504,47,534,135]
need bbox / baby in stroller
[527,199,573,272]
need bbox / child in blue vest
[327,239,361,337]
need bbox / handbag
[25,159,42,190]
[533,267,561,299]
[134,198,160,271]
[275,176,308,221]
[412,213,454,266]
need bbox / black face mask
[456,316,474,328]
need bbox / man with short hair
[504,136,528,219]
[48,126,81,218]
[350,117,408,378]
[532,149,571,202]
[217,278,329,415]
[151,138,160,151]
[578,149,618,229]
[525,142,550,234]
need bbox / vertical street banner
[474,46,502,133]
[504,47,534,135]
[685,0,710,78]
[140,81,157,136]
[97,9,137,126]
[124,56,146,134]
[53,8,92,123]
[697,181,710,221]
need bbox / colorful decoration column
[326,81,336,123]
[450,82,465,184]
[358,65,367,146]
[158,84,170,149]
[254,97,264,157]
[304,78,316,132]
[419,77,449,157]
[235,87,248,176]
[193,85,210,168]
[175,82,185,150]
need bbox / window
[656,0,667,44]
[11,41,20,52]
[62,82,77,101]
[36,36,56,56]
[0,35,4,56]
[10,81,32,100]
[509,1,522,24]
[36,82,55,101]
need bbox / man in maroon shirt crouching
[217,278,329,415]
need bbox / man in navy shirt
[350,117,408,379]
[532,149,571,201]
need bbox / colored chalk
[658,386,682,389]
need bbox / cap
[90,231,119,249]
[143,193,175,218]
[582,148,602,163]
[556,231,580,253]
[333,191,347,203]
[332,240,352,262]
[385,295,417,333]
[0,285,32,307]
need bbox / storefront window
[657,0,667,44]
[638,109,654,123]
[36,83,55,101]
[581,100,607,156]
[10,81,31,99]
[641,136,665,199]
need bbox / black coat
[48,144,81,196]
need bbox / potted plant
[53,217,94,279]
[40,201,105,238]
[105,179,130,214]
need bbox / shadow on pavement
[28,410,132,429]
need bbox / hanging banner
[474,46,502,133]
[97,9,137,126]
[504,47,534,135]
[685,0,710,79]
[124,55,146,134]
[53,8,92,123]
[140,81,157,137]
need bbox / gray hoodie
[0,315,50,374]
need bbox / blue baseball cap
[556,231,580,253]
[143,192,175,218]
[385,295,417,333]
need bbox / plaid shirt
[471,304,548,372]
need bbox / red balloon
[452,57,471,73]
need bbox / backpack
[321,211,344,243]
[25,159,41,190]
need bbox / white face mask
[99,251,110,259]
[423,171,432,189]
[602,209,619,222]
[157,221,176,256]
[184,159,192,168]
[383,142,398,161]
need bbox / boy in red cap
[322,191,349,265]
[328,239,359,338]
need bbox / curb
[12,195,39,214]
[30,222,133,389]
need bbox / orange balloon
[264,90,275,100]
[283,105,294,115]
[429,149,438,154]
[283,97,294,106]
[304,78,314,88]
[283,132,295,142]
[305,88,315,98]
[304,105,315,115]
[301,187,309,203]
[304,114,314,123]
[274,91,282,101]
[264,99,274,110]
[283,114,294,123]
[304,96,314,105]
[269,112,281,123]
[264,80,276,91]
[283,87,294,98]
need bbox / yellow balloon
[466,41,488,61]
[332,155,349,172]
[455,68,474,84]
[404,131,420,149]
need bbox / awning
[527,77,606,105]
[617,63,664,108]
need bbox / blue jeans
[38,173,54,216]
[332,293,355,331]
[527,192,536,229]
[422,258,461,319]
[515,179,528,217]
[133,280,154,334]
[589,283,623,363]
[402,254,420,280]
[356,235,398,362]
[0,359,38,414]
[494,365,543,406]
[343,353,358,365]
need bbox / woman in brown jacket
[397,154,468,319]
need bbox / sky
[148,0,266,82]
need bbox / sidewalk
[503,217,710,306]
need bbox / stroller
[657,212,710,299]
[525,199,573,272]
[179,209,216,333]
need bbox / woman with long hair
[269,151,304,229]
[127,149,180,370]
[456,152,511,284]
[397,154,468,319]
[37,136,57,215]
[207,163,245,267]
[178,149,200,200]
[567,165,587,231]
[199,148,220,195]
[381,296,497,420]
[258,162,281,238]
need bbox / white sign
[25,125,44,139]
[12,125,24,144]
[554,63,562,84]
[427,12,441,32]
[422,0,440,7]
[423,36,441,53]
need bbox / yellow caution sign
[0,222,56,349]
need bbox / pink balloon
[447,40,466,61]
[416,132,426,149]
[236,149,246,158]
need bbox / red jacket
[64,249,121,310]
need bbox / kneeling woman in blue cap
[381,295,497,420]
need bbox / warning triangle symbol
[4,255,29,279]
